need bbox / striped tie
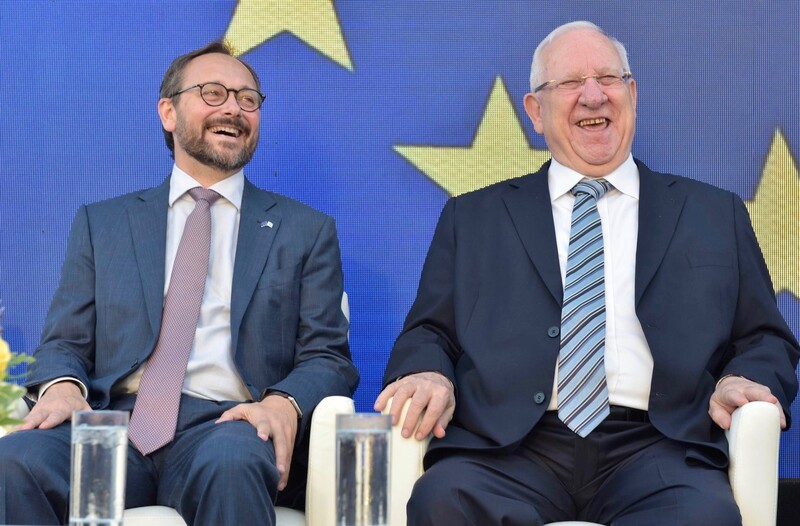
[129,187,220,455]
[557,178,612,437]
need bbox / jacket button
[547,326,560,337]
[534,392,546,404]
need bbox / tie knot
[188,187,221,206]
[571,178,612,200]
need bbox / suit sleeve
[24,206,96,391]
[721,195,799,424]
[267,215,359,433]
[383,197,462,387]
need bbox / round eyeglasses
[171,82,264,112]
[534,72,633,94]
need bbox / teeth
[208,126,240,137]
[578,118,606,127]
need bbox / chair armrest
[304,395,355,526]
[0,398,30,438]
[726,401,781,526]
[382,397,430,526]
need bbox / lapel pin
[260,220,274,229]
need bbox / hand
[216,396,299,490]
[20,381,91,430]
[709,376,785,430]
[374,371,455,441]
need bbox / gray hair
[529,21,630,92]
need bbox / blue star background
[1,1,798,477]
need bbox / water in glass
[336,414,390,526]
[70,417,127,526]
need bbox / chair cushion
[123,505,305,526]
[276,507,307,525]
[123,506,186,526]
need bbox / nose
[578,77,608,107]
[220,92,242,114]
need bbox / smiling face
[158,52,260,183]
[524,28,637,177]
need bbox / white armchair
[383,399,782,526]
[2,397,781,525]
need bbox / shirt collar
[548,154,639,202]
[168,165,244,210]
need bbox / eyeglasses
[171,82,265,112]
[533,71,633,94]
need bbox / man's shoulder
[452,169,547,207]
[637,160,736,200]
[246,183,330,219]
[82,183,167,215]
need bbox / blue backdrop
[2,1,798,477]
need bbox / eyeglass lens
[200,83,262,111]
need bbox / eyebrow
[551,67,622,78]
[198,80,258,89]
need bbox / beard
[174,115,258,172]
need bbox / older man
[376,21,798,525]
[0,42,358,525]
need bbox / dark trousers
[408,412,741,526]
[0,395,280,526]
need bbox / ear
[523,92,545,134]
[158,98,177,133]
[628,78,638,114]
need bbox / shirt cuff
[35,377,89,401]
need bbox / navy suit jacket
[384,159,798,468]
[27,177,359,437]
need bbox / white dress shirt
[117,165,253,402]
[547,155,654,411]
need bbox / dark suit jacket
[26,177,359,437]
[384,159,798,468]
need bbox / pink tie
[129,187,220,455]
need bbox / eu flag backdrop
[2,1,798,478]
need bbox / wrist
[261,390,302,419]
[716,374,749,388]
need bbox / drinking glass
[70,410,128,526]
[336,413,391,526]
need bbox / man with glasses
[0,42,358,525]
[376,21,798,525]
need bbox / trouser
[408,412,741,525]
[0,395,281,526]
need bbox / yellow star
[395,77,550,196]
[224,0,353,70]
[744,129,800,298]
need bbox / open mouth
[208,125,242,138]
[577,117,608,128]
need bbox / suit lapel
[128,179,170,336]
[230,180,280,348]
[635,160,687,304]
[502,163,563,304]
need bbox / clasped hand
[216,395,299,490]
[20,381,90,431]
[709,375,786,430]
[374,371,455,441]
